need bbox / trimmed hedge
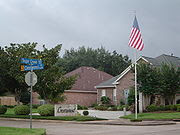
[14,105,30,115]
[0,106,7,114]
[38,104,54,116]
[77,105,88,110]
[177,106,180,112]
[146,104,180,112]
[94,105,108,111]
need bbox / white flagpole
[134,49,138,119]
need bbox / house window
[113,89,117,101]
[102,90,106,97]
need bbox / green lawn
[0,127,45,135]
[121,112,180,120]
[0,108,106,121]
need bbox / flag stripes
[128,16,144,51]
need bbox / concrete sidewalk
[77,110,131,119]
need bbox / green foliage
[20,91,30,105]
[0,127,46,135]
[159,64,180,105]
[14,105,30,115]
[32,104,41,109]
[137,63,180,105]
[137,63,161,95]
[57,46,131,76]
[0,114,106,121]
[100,96,111,105]
[130,119,142,122]
[37,104,54,116]
[94,105,108,111]
[127,87,135,105]
[77,105,88,110]
[0,43,76,104]
[3,105,16,108]
[146,104,180,112]
[83,111,89,116]
[177,106,180,112]
[0,106,7,114]
[146,105,159,112]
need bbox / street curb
[78,121,176,126]
[0,118,176,126]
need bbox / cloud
[0,0,179,58]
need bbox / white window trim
[113,89,117,101]
[101,89,106,97]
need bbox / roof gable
[65,66,113,91]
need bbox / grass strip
[0,114,106,121]
[121,112,180,120]
[0,127,45,135]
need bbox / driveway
[0,120,180,135]
[77,110,131,119]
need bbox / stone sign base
[55,104,77,116]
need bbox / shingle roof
[65,66,113,91]
[142,54,180,67]
[95,74,121,88]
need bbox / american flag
[128,16,144,51]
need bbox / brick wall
[116,70,134,105]
[32,92,40,104]
[63,91,97,106]
[97,88,114,104]
[0,97,18,105]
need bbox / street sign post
[21,64,44,71]
[21,58,42,65]
[20,58,44,129]
[25,72,37,86]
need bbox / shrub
[170,105,177,111]
[94,105,108,111]
[14,105,30,115]
[117,106,123,111]
[158,105,166,111]
[130,119,142,122]
[32,104,41,109]
[101,96,111,105]
[146,105,159,112]
[90,103,98,108]
[77,104,88,110]
[3,105,16,108]
[177,106,180,112]
[164,105,171,111]
[0,105,7,114]
[111,106,117,111]
[38,104,54,116]
[83,111,89,116]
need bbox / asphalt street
[0,120,180,135]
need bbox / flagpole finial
[132,10,136,16]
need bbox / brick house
[62,66,113,106]
[96,54,180,109]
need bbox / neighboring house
[96,54,180,109]
[63,66,113,106]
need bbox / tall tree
[1,43,75,104]
[57,46,131,76]
[137,63,161,95]
[159,64,180,105]
[35,45,76,104]
[4,43,38,103]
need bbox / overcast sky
[0,0,179,59]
